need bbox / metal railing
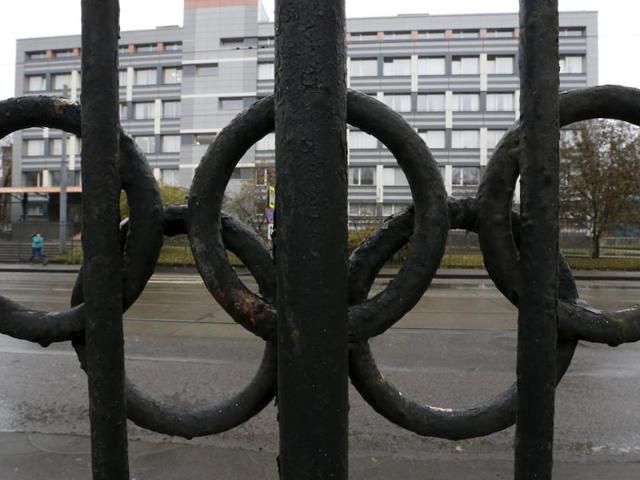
[1,1,640,479]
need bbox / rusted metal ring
[479,85,640,346]
[188,90,448,341]
[347,197,577,439]
[0,96,162,346]
[74,205,276,439]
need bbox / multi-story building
[11,0,597,222]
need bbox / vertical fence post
[515,1,560,479]
[274,0,349,478]
[81,1,130,478]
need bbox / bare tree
[223,166,275,242]
[560,120,640,258]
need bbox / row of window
[118,42,182,54]
[133,135,181,154]
[258,27,584,45]
[24,134,181,156]
[347,166,481,188]
[26,43,182,61]
[258,55,584,80]
[22,168,180,188]
[119,100,181,120]
[256,129,506,152]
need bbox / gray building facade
[13,0,597,220]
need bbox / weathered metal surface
[274,1,349,478]
[80,0,129,478]
[1,1,640,479]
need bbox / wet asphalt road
[1,270,640,478]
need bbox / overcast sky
[0,0,638,98]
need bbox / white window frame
[25,139,45,156]
[161,135,181,153]
[163,101,181,119]
[486,93,514,112]
[417,94,445,112]
[417,57,445,76]
[349,167,376,186]
[384,94,412,113]
[451,130,480,149]
[452,56,480,75]
[26,75,47,92]
[350,59,378,77]
[163,67,182,85]
[135,68,157,86]
[418,130,446,149]
[383,58,411,76]
[133,102,155,120]
[452,93,480,112]
[383,167,409,186]
[52,73,72,90]
[487,56,514,75]
[135,136,156,154]
[452,166,481,186]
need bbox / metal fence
[1,1,640,479]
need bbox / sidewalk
[2,432,638,480]
[1,262,640,282]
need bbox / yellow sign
[268,186,276,209]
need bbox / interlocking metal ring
[188,90,449,342]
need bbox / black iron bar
[515,1,560,478]
[274,0,349,478]
[81,1,130,478]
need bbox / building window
[349,203,377,216]
[385,31,411,40]
[452,56,479,75]
[136,44,157,53]
[165,42,183,51]
[195,133,216,146]
[24,139,45,156]
[52,73,72,90]
[418,57,445,75]
[418,130,446,149]
[487,130,507,149]
[135,68,157,85]
[163,101,181,119]
[50,137,73,156]
[383,94,411,112]
[350,59,378,77]
[161,135,181,153]
[559,55,584,74]
[161,169,180,186]
[417,93,445,112]
[420,30,446,40]
[258,37,275,48]
[163,67,182,84]
[486,29,513,38]
[349,167,376,186]
[26,75,46,92]
[221,37,244,47]
[383,58,411,76]
[119,103,129,121]
[350,32,377,42]
[349,131,377,149]
[255,167,270,186]
[451,130,480,149]
[119,69,128,86]
[219,98,244,111]
[382,204,408,216]
[383,167,409,186]
[258,63,275,80]
[54,49,74,58]
[257,133,276,151]
[452,93,480,112]
[133,102,155,120]
[560,27,585,37]
[196,64,219,76]
[231,167,254,180]
[27,51,47,60]
[451,29,480,39]
[486,93,514,111]
[452,166,480,186]
[487,56,514,74]
[135,136,156,154]
[23,171,42,187]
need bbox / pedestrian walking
[29,232,47,265]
